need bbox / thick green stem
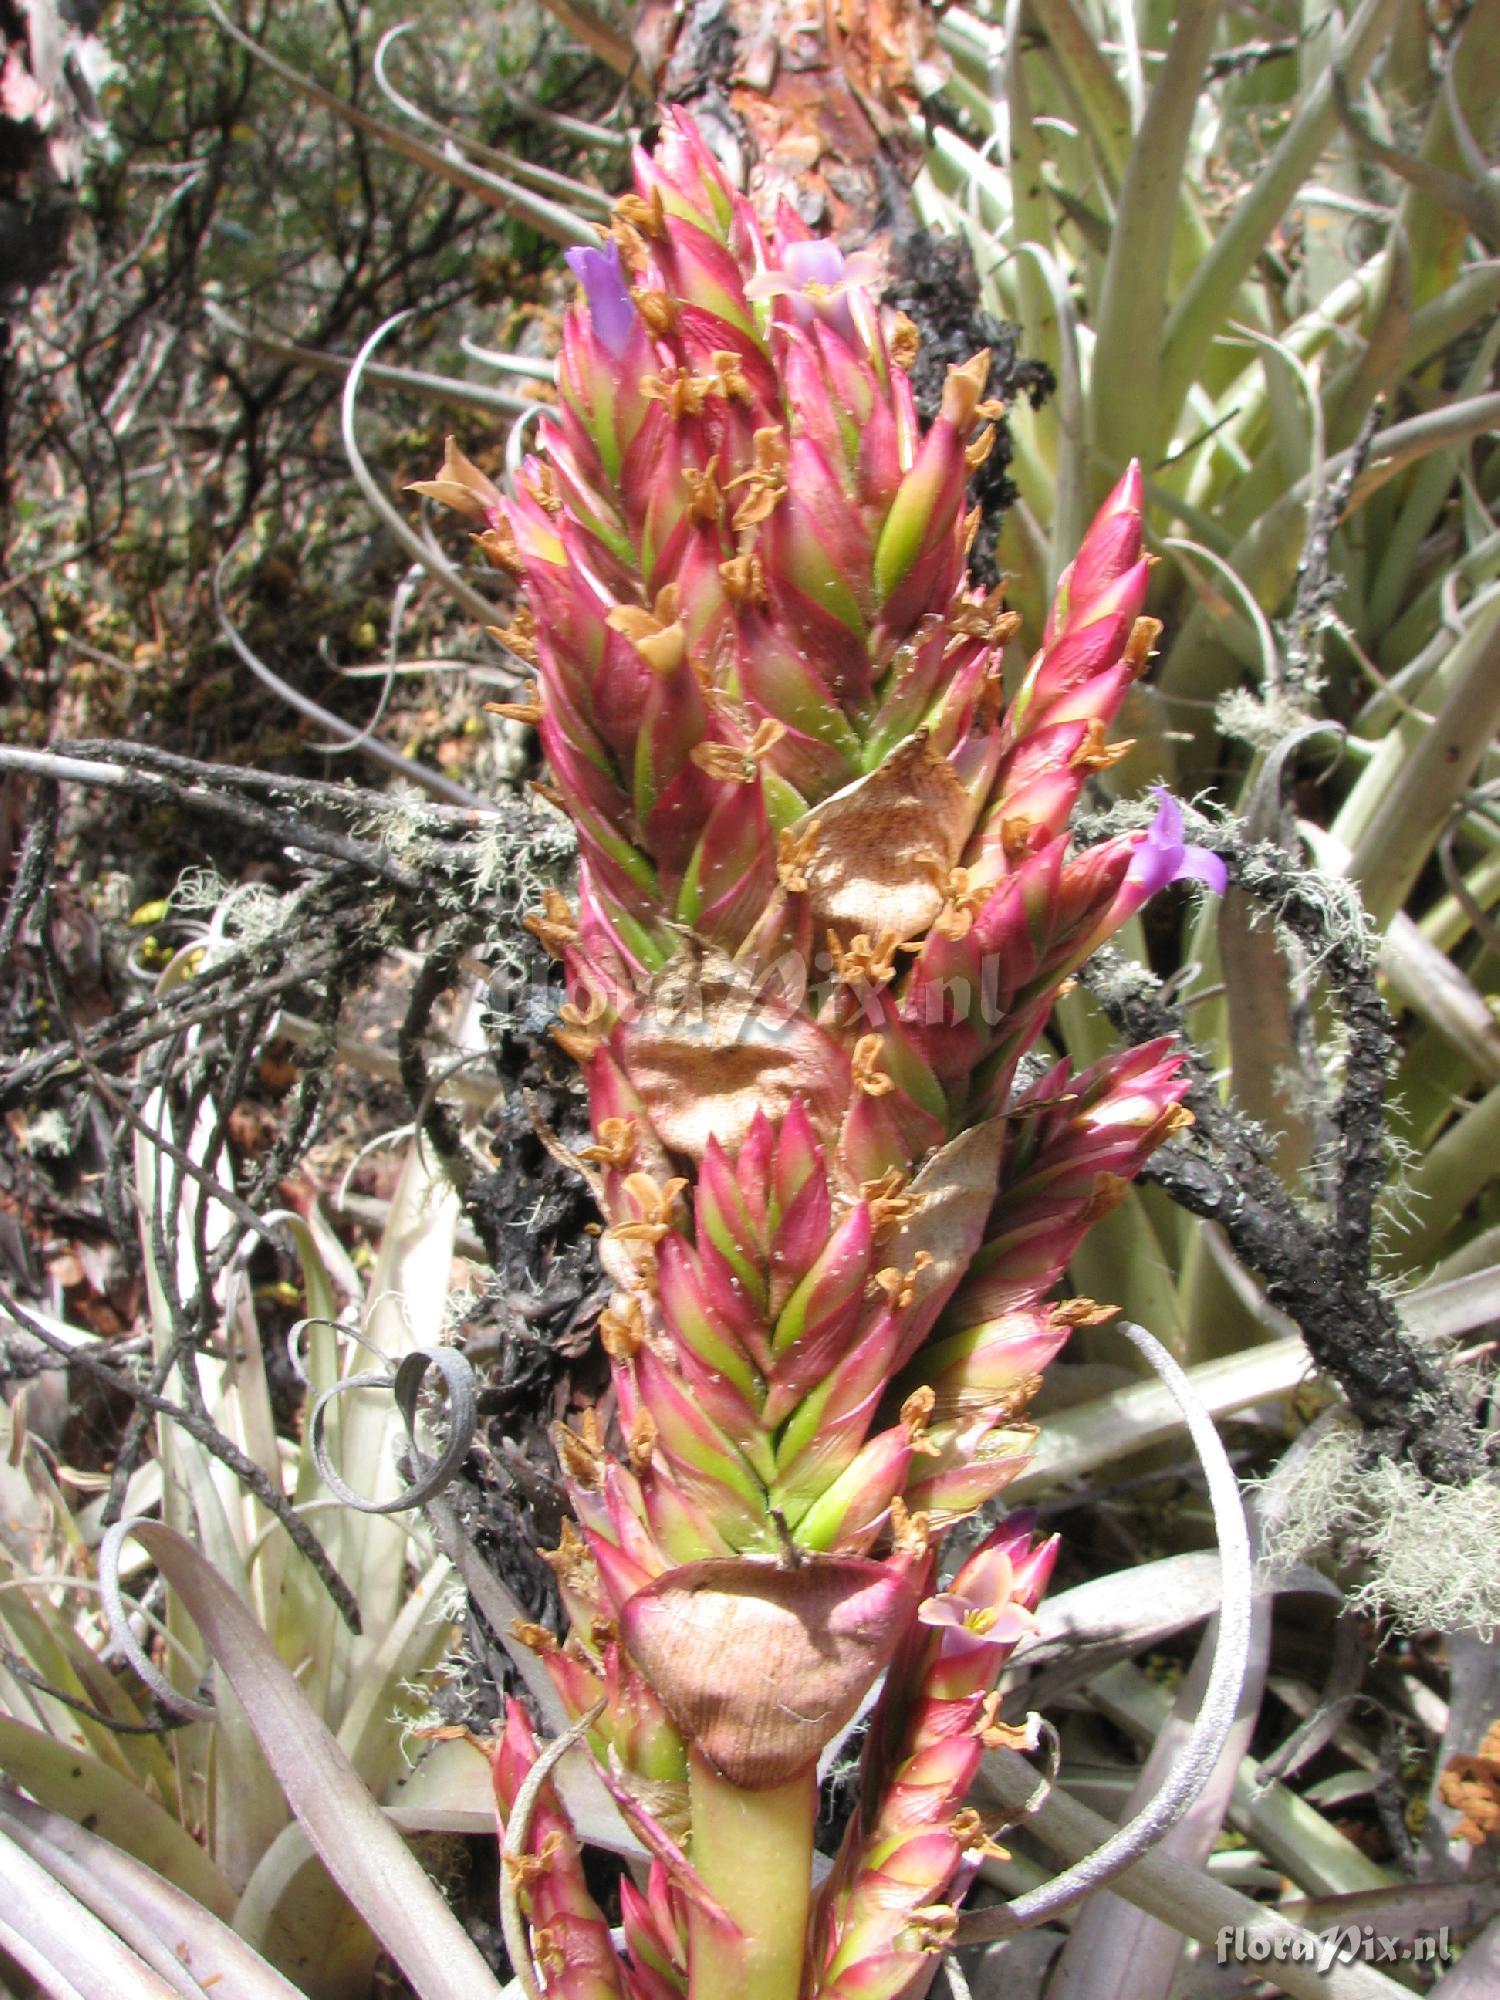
[687,1749,815,2000]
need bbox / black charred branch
[0,739,549,1109]
[1081,835,1486,1490]
[398,912,490,1192]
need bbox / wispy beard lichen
[1260,1412,1500,1636]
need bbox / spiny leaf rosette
[420,111,1225,2000]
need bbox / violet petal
[1128,788,1225,897]
[917,1593,972,1630]
[1177,845,1229,895]
[565,242,636,356]
[783,239,846,290]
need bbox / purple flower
[1127,789,1228,897]
[565,241,636,357]
[924,1584,1040,1648]
[782,240,848,290]
[745,236,882,334]
[917,1556,1038,1652]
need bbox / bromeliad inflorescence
[418,109,1224,2000]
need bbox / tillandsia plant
[418,111,1226,2000]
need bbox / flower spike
[420,108,1223,2000]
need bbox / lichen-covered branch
[1080,831,1486,1489]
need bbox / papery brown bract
[619,1557,919,1787]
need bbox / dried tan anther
[905,1905,959,1954]
[523,887,579,960]
[683,464,724,525]
[973,659,1009,736]
[949,592,1022,649]
[965,424,997,471]
[941,350,992,431]
[606,1171,688,1246]
[861,1167,921,1242]
[951,1806,1012,1860]
[1082,1170,1131,1224]
[776,820,822,894]
[552,1022,601,1065]
[599,1296,646,1360]
[725,426,789,531]
[989,606,1024,648]
[1125,614,1163,676]
[934,864,985,942]
[748,425,791,476]
[963,503,983,557]
[719,549,768,609]
[501,606,539,664]
[933,899,974,943]
[851,1033,896,1098]
[531,1921,566,1975]
[611,218,651,276]
[976,1691,1033,1752]
[692,718,786,784]
[888,1495,932,1557]
[579,1116,638,1170]
[888,312,921,372]
[632,286,678,337]
[603,1215,664,1250]
[521,463,562,515]
[608,580,684,632]
[1053,1296,1118,1328]
[876,1250,933,1311]
[1013,1372,1046,1416]
[1162,1103,1196,1137]
[558,986,608,1034]
[1439,1721,1500,1845]
[486,685,544,727]
[901,1383,935,1427]
[643,367,713,421]
[1001,814,1044,863]
[731,483,782,534]
[614,187,666,239]
[1070,717,1135,771]
[473,519,521,574]
[900,1384,941,1455]
[505,1830,565,1887]
[690,743,753,783]
[511,1618,559,1656]
[711,349,754,404]
[609,585,687,674]
[554,1415,606,1491]
[541,1519,596,1590]
[627,1408,659,1477]
[827,929,902,990]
